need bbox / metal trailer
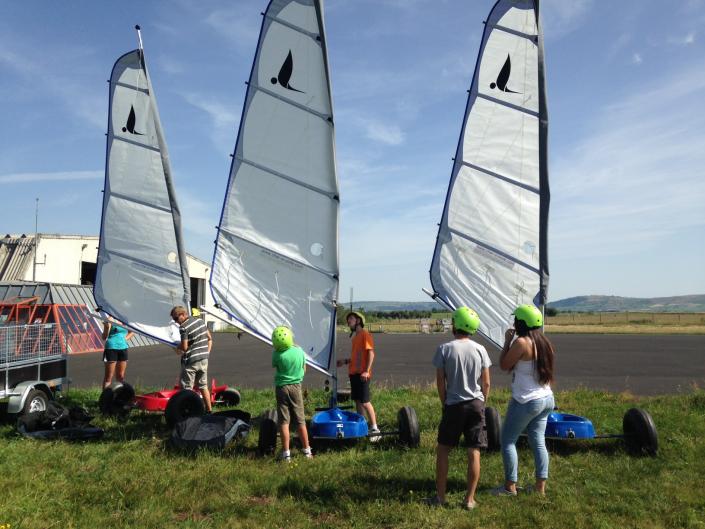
[0,323,69,417]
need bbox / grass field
[338,312,705,334]
[1,387,704,528]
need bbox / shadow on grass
[277,474,459,506]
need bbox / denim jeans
[501,394,555,483]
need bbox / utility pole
[32,198,39,281]
[349,287,353,311]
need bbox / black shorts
[349,374,370,404]
[103,348,128,363]
[437,399,487,449]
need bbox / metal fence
[0,323,66,367]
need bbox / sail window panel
[447,164,539,267]
[222,163,338,274]
[212,235,337,370]
[107,139,171,209]
[102,196,183,276]
[255,20,330,117]
[435,236,540,345]
[95,255,183,341]
[241,91,336,193]
[488,1,537,36]
[477,29,538,113]
[271,0,320,36]
[462,97,538,188]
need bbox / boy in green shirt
[272,326,312,461]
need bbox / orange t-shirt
[349,329,374,376]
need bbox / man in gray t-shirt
[427,307,491,510]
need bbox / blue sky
[1,0,704,302]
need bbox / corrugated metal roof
[0,235,36,281]
[0,281,157,347]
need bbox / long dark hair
[515,319,555,385]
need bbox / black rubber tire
[216,388,241,407]
[398,406,420,448]
[623,408,658,456]
[98,387,114,416]
[113,383,135,408]
[258,409,278,456]
[484,407,502,452]
[22,389,50,417]
[165,390,205,428]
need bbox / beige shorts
[275,383,305,427]
[180,359,209,390]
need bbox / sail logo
[490,55,520,94]
[271,50,304,93]
[122,105,143,135]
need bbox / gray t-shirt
[433,338,492,405]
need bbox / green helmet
[272,326,294,352]
[452,307,480,335]
[346,311,365,328]
[513,304,543,328]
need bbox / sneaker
[490,486,517,497]
[424,496,447,507]
[463,499,478,510]
[279,452,292,463]
[369,426,382,443]
[302,448,314,459]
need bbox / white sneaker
[369,426,382,443]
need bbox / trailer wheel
[113,383,135,407]
[398,406,420,448]
[22,389,50,416]
[623,408,658,456]
[258,409,278,456]
[165,390,205,428]
[484,407,501,452]
[336,389,351,403]
[217,388,241,407]
[98,387,114,416]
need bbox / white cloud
[541,0,593,40]
[204,6,260,53]
[668,31,696,46]
[180,92,240,152]
[632,52,643,64]
[0,170,102,184]
[551,63,705,259]
[361,119,405,146]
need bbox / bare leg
[362,402,378,427]
[103,362,116,389]
[466,448,481,504]
[280,423,290,452]
[504,479,518,494]
[297,423,310,450]
[534,478,546,495]
[115,361,127,384]
[436,443,452,502]
[200,386,212,412]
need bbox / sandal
[424,495,447,507]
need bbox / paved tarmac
[68,332,705,396]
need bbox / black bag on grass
[170,409,251,452]
[17,403,103,441]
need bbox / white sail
[429,0,549,348]
[95,38,190,344]
[210,0,340,374]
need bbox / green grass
[1,387,705,528]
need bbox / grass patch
[1,387,704,528]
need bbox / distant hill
[351,295,705,313]
[547,295,705,313]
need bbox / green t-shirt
[272,345,305,387]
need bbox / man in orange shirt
[337,311,380,439]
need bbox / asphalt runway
[68,332,705,396]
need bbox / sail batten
[95,45,190,344]
[210,0,339,375]
[429,0,549,349]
